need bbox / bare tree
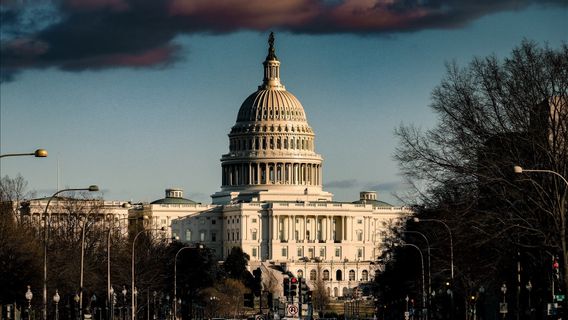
[311,263,329,317]
[395,40,567,308]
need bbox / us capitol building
[132,33,411,298]
[15,33,410,299]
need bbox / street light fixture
[413,217,454,317]
[0,149,48,158]
[514,164,568,302]
[43,185,99,320]
[173,244,203,320]
[132,228,165,320]
[25,285,33,316]
[107,216,136,320]
[53,290,60,320]
[395,242,427,318]
[403,231,432,300]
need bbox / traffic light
[553,257,560,280]
[299,278,309,303]
[283,278,290,297]
[253,267,262,296]
[290,277,298,296]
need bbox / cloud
[365,180,410,192]
[325,179,358,189]
[1,0,565,81]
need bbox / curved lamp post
[396,243,427,319]
[0,149,48,158]
[43,185,99,320]
[132,228,164,320]
[403,231,432,300]
[514,165,568,302]
[174,244,203,320]
[108,215,137,320]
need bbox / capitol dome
[212,33,333,204]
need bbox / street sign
[499,303,508,314]
[555,294,565,302]
[287,304,299,316]
[404,311,410,320]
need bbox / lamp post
[501,283,507,319]
[397,243,427,320]
[174,244,203,320]
[525,281,532,317]
[74,294,80,320]
[53,290,60,320]
[109,287,115,320]
[174,246,192,320]
[42,185,99,320]
[132,228,164,320]
[412,217,453,317]
[514,165,568,300]
[25,285,33,320]
[0,149,48,158]
[403,231,432,301]
[122,286,128,320]
[108,216,136,320]
[78,186,101,320]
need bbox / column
[245,216,248,240]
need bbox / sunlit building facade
[133,34,412,298]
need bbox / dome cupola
[212,33,332,204]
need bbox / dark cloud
[1,0,565,82]
[325,179,358,189]
[365,181,410,192]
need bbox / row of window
[281,247,364,259]
[297,269,369,282]
[229,136,314,152]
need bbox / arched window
[361,270,369,281]
[349,270,355,281]
[342,287,349,297]
[336,270,342,281]
[323,270,330,281]
[310,269,317,281]
[333,287,338,297]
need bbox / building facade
[140,33,412,298]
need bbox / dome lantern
[260,32,284,90]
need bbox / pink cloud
[58,45,178,70]
[328,0,433,31]
[169,0,321,29]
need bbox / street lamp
[403,231,432,301]
[108,216,136,320]
[501,283,507,319]
[25,285,33,319]
[109,286,115,320]
[0,149,48,158]
[122,286,128,320]
[396,243,427,319]
[525,281,533,317]
[514,165,568,301]
[43,185,99,320]
[74,294,80,320]
[53,290,60,320]
[173,245,203,320]
[132,228,165,320]
[413,217,454,317]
